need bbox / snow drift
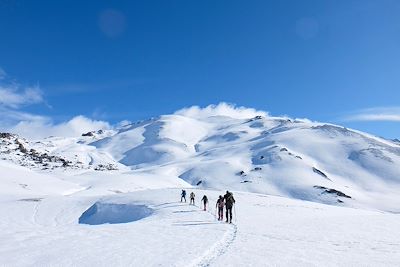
[79,202,153,225]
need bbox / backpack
[225,193,234,206]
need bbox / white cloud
[2,102,269,139]
[0,68,43,108]
[348,114,400,121]
[342,107,400,122]
[0,68,111,139]
[116,120,132,128]
[175,102,268,120]
[1,113,111,140]
[0,85,43,108]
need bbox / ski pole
[234,203,237,223]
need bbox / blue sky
[0,0,400,138]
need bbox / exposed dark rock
[247,115,263,123]
[62,161,69,167]
[240,180,252,183]
[280,148,288,152]
[18,143,27,153]
[237,170,246,176]
[312,167,330,180]
[253,167,262,171]
[314,186,351,198]
[295,156,302,159]
[94,163,118,171]
[0,133,13,139]
[82,131,94,137]
[326,189,351,198]
[196,180,202,186]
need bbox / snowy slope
[0,160,83,198]
[87,111,400,212]
[0,186,399,266]
[1,104,400,266]
[2,106,400,211]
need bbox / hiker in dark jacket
[190,192,195,205]
[224,191,235,223]
[216,195,224,220]
[201,195,208,211]
[181,189,187,202]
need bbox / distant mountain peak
[1,109,400,211]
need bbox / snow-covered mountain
[2,105,400,266]
[2,106,400,212]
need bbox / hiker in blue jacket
[181,189,187,202]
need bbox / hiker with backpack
[216,195,224,220]
[181,189,187,202]
[224,191,235,223]
[201,195,208,211]
[190,192,195,205]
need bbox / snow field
[0,189,233,266]
[1,105,400,266]
[0,183,399,266]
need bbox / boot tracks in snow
[188,223,237,267]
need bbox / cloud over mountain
[174,102,267,120]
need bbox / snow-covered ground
[1,183,399,266]
[1,105,400,266]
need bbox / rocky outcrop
[314,186,351,199]
[1,134,76,170]
[94,164,118,171]
[312,167,330,180]
[82,132,94,137]
[0,133,14,139]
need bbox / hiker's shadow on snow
[173,220,204,223]
[154,204,188,209]
[153,202,180,207]
[172,210,198,213]
[172,221,220,226]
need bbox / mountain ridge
[1,107,400,212]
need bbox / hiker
[190,192,195,205]
[216,195,224,220]
[201,195,208,211]
[181,189,187,202]
[224,191,235,223]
